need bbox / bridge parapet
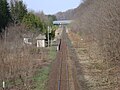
[53,20,73,25]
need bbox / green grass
[33,46,57,90]
[48,46,57,60]
[33,66,50,90]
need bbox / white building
[23,38,32,45]
[36,34,46,47]
[23,34,33,45]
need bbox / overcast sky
[22,0,82,14]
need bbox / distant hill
[55,2,85,20]
[55,6,80,20]
[55,9,74,20]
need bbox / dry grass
[0,25,51,90]
[69,0,120,90]
[68,30,120,90]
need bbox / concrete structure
[36,34,46,47]
[53,20,73,25]
[23,34,33,45]
[54,28,63,41]
[23,38,32,45]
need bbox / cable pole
[48,26,50,47]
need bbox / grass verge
[32,46,57,90]
[33,66,50,90]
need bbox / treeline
[0,0,11,32]
[0,0,27,32]
[70,0,120,90]
[0,0,57,36]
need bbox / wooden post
[3,81,5,90]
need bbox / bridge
[53,20,73,25]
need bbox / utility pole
[49,27,52,46]
[48,26,50,47]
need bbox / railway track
[48,28,80,90]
